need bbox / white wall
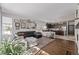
[35,20,46,31]
[0,11,1,40]
[0,12,1,39]
[12,18,46,34]
[75,19,79,54]
[0,8,2,40]
[75,20,79,42]
[75,5,79,54]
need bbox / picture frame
[14,19,21,30]
[20,19,26,29]
[15,22,20,30]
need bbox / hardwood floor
[35,38,78,55]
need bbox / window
[2,16,12,40]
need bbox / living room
[0,3,79,55]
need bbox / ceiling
[0,3,78,23]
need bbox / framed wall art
[15,22,20,30]
[20,19,26,29]
[14,19,21,30]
